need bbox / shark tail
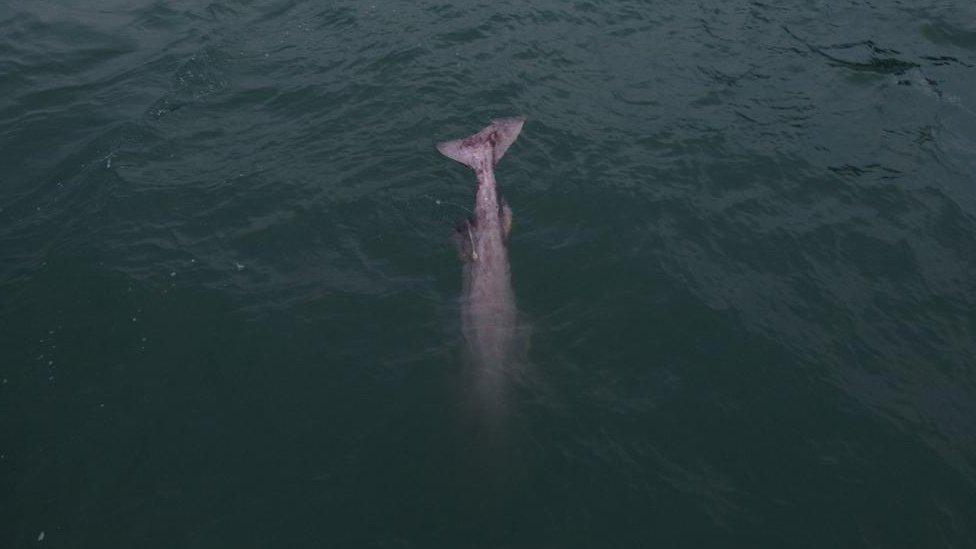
[437,116,525,170]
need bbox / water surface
[2,1,975,547]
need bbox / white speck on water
[131,317,137,322]
[170,271,176,277]
[236,262,245,271]
[190,259,196,263]
[38,531,44,541]
[435,199,442,205]
[47,360,53,366]
[106,156,112,169]
[141,337,147,342]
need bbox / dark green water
[3,1,976,547]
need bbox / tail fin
[436,116,525,170]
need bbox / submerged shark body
[437,117,525,368]
[438,118,528,493]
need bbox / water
[2,1,975,547]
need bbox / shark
[437,116,525,368]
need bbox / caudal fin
[436,116,525,170]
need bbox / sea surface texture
[2,1,975,547]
